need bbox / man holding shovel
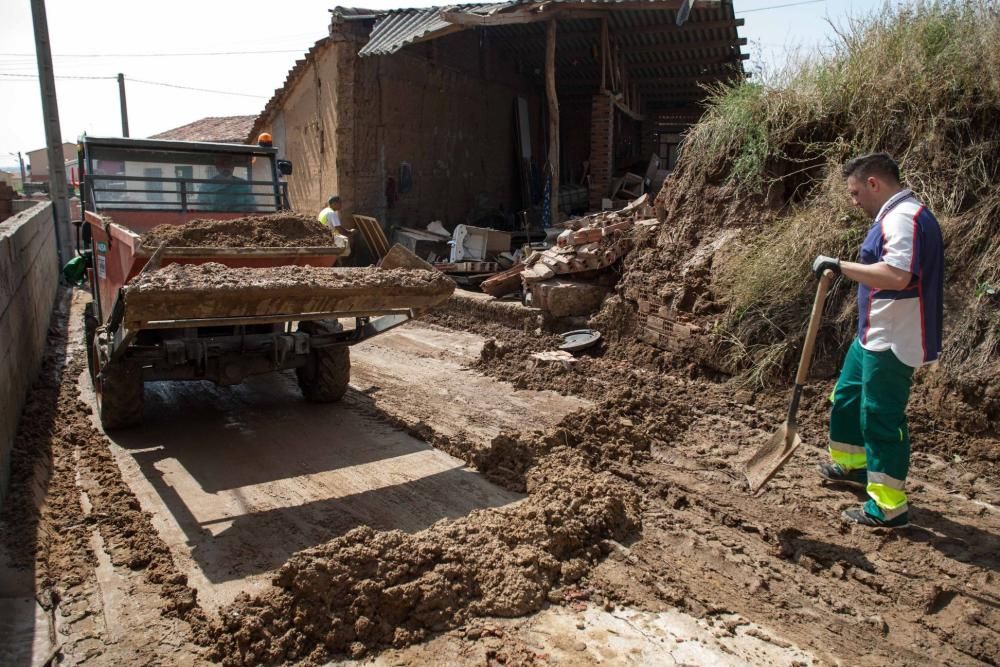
[812,152,944,528]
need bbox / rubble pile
[481,196,659,318]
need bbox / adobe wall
[261,43,341,217]
[0,201,59,507]
[336,29,544,237]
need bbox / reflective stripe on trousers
[828,339,915,519]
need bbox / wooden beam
[561,73,742,86]
[600,17,608,91]
[622,37,748,57]
[517,18,744,43]
[517,38,749,62]
[546,18,560,226]
[617,17,744,36]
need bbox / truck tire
[296,320,350,403]
[93,338,144,430]
[84,302,99,376]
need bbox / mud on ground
[5,287,998,665]
[0,290,208,664]
[140,213,335,249]
[424,304,1000,666]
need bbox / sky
[0,0,890,172]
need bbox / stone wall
[0,201,59,507]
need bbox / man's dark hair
[328,195,341,206]
[842,152,901,183]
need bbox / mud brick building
[251,1,746,234]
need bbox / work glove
[812,255,841,279]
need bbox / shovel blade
[744,422,802,494]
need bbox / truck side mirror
[277,160,293,176]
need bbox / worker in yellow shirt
[317,195,343,233]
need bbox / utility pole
[117,73,129,137]
[16,152,27,187]
[30,0,69,264]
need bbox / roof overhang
[349,1,746,110]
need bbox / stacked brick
[635,291,702,353]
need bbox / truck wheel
[297,345,351,403]
[84,302,99,376]
[93,338,144,430]
[296,320,350,403]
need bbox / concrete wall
[0,201,59,506]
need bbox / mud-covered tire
[297,345,351,403]
[84,301,99,376]
[296,320,350,403]
[93,338,144,430]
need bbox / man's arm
[840,260,912,290]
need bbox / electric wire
[736,0,826,14]
[0,72,267,98]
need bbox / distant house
[0,170,23,192]
[26,142,77,182]
[150,116,257,144]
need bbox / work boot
[816,463,867,489]
[841,507,909,529]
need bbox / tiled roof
[150,115,258,144]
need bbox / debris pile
[140,212,336,249]
[211,450,640,664]
[481,196,659,319]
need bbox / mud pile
[0,292,209,661]
[211,450,640,664]
[140,213,335,248]
[128,263,455,295]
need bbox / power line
[0,48,306,58]
[0,72,115,80]
[123,78,268,99]
[0,72,268,98]
[736,0,825,13]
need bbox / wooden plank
[546,17,560,227]
[352,214,391,260]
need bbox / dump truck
[77,134,453,429]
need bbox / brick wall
[0,201,59,507]
[588,94,613,208]
[342,31,542,236]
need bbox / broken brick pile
[480,196,660,318]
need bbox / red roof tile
[150,115,258,144]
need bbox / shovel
[745,269,835,493]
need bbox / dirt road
[5,291,996,665]
[81,322,588,614]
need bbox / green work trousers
[828,339,915,521]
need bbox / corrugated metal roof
[359,4,511,57]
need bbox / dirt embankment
[141,213,335,249]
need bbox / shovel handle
[794,269,835,386]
